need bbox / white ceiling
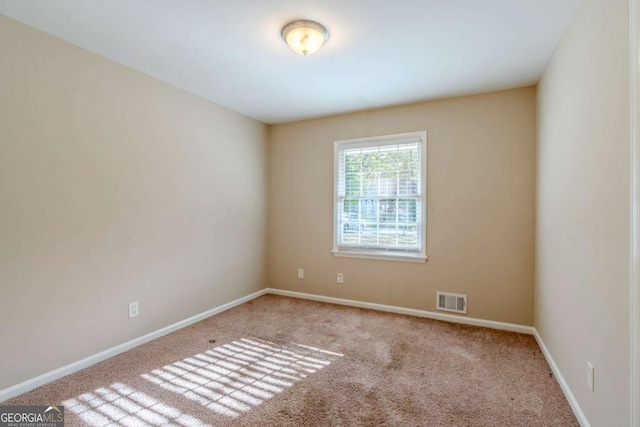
[0,0,579,124]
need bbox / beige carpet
[5,295,578,426]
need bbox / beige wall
[269,87,536,326]
[535,0,630,424]
[0,17,268,390]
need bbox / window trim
[332,131,427,262]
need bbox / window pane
[336,135,424,255]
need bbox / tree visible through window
[333,132,426,261]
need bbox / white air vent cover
[436,292,467,314]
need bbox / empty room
[0,0,638,426]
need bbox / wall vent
[436,292,467,314]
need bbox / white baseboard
[0,288,268,403]
[269,288,590,424]
[266,288,534,335]
[532,329,590,427]
[0,284,586,427]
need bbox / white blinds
[336,138,422,253]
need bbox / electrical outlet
[587,362,594,392]
[129,301,139,318]
[337,273,344,283]
[297,268,304,279]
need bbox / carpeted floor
[5,295,579,426]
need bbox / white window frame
[332,131,427,262]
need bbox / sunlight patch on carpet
[141,338,343,418]
[62,382,210,426]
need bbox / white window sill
[331,250,427,263]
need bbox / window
[333,131,427,262]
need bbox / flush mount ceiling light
[281,20,329,56]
